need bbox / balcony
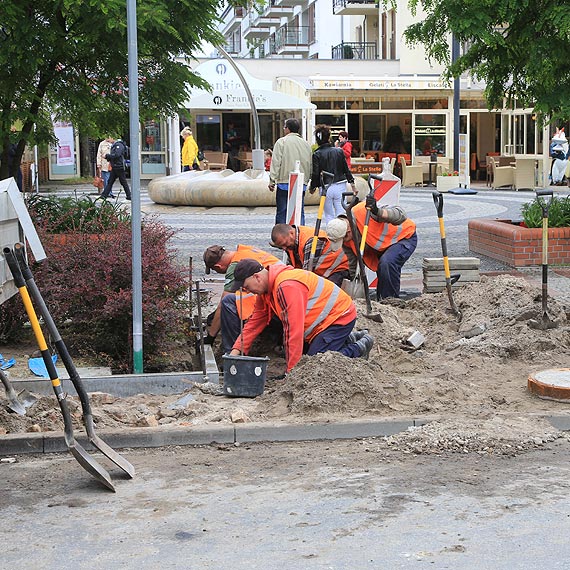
[223,37,242,55]
[332,0,378,15]
[274,25,310,55]
[220,6,244,35]
[243,12,272,40]
[331,41,378,60]
[261,0,295,18]
[272,0,307,7]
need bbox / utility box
[0,177,45,305]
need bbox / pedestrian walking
[310,124,356,225]
[101,138,131,200]
[268,118,312,225]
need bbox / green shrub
[26,218,189,373]
[26,194,130,234]
[3,194,189,372]
[521,195,570,228]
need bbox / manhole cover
[528,369,570,402]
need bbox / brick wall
[468,218,570,267]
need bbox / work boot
[347,329,369,344]
[355,334,374,360]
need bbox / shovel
[13,243,135,479]
[4,247,115,492]
[0,369,26,415]
[529,190,558,330]
[342,192,383,323]
[432,192,462,320]
[307,171,334,272]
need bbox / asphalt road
[2,438,570,569]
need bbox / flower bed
[468,218,570,267]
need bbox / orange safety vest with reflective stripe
[231,245,281,320]
[287,226,349,278]
[348,202,416,270]
[271,266,354,343]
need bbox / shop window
[460,99,488,109]
[314,100,333,109]
[415,114,447,156]
[382,99,413,109]
[315,114,346,127]
[416,99,448,110]
[196,115,221,151]
[363,100,379,110]
[362,115,386,151]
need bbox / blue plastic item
[28,354,58,378]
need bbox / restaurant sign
[308,78,449,90]
[414,126,447,135]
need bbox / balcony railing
[332,0,378,15]
[331,41,378,60]
[275,25,309,51]
[223,38,242,54]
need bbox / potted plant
[436,170,459,193]
[468,195,570,267]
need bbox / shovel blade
[69,442,115,492]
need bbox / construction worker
[325,198,417,300]
[270,223,350,287]
[228,259,374,373]
[202,245,282,352]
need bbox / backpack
[110,140,125,160]
[108,140,127,169]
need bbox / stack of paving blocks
[422,257,480,293]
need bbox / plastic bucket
[222,354,270,397]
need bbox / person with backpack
[101,138,131,200]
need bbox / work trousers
[275,183,306,225]
[376,232,418,299]
[306,319,361,359]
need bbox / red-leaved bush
[23,216,189,373]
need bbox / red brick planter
[468,218,570,267]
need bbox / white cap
[326,217,349,251]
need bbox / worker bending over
[270,223,350,287]
[203,245,282,352]
[326,197,417,300]
[228,259,374,373]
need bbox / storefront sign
[351,162,384,175]
[52,119,75,166]
[308,78,449,90]
[414,126,447,135]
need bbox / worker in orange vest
[203,245,282,352]
[326,199,417,300]
[228,259,374,373]
[269,223,350,287]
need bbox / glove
[365,194,379,215]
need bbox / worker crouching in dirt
[203,245,283,352]
[326,200,417,299]
[270,223,350,287]
[228,259,374,373]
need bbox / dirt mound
[1,275,569,448]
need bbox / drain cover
[528,369,570,402]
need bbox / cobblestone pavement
[39,181,570,303]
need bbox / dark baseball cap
[203,245,225,274]
[230,259,264,291]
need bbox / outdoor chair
[489,156,515,189]
[399,156,423,187]
[514,158,536,191]
[203,152,228,171]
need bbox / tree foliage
[404,0,570,122]
[0,0,226,178]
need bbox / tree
[0,0,226,179]
[404,0,570,122]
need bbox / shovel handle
[536,189,553,218]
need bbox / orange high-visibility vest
[271,268,354,343]
[348,202,416,270]
[287,226,349,278]
[231,245,281,319]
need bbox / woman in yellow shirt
[181,127,199,171]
